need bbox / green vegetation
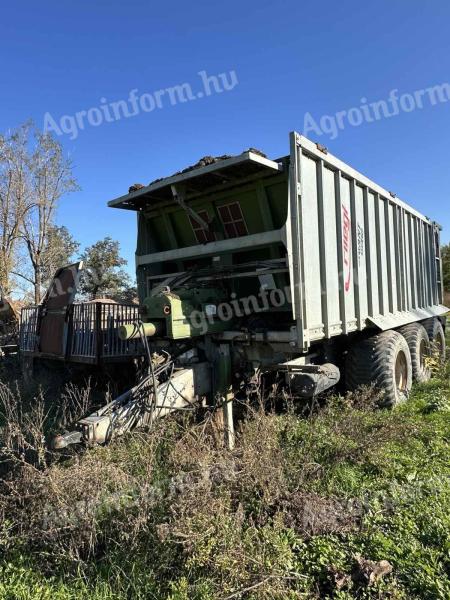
[0,337,449,599]
[442,244,450,306]
[442,244,450,292]
[78,236,135,300]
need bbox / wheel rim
[419,339,430,376]
[395,351,408,392]
[433,334,443,357]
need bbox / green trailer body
[109,133,447,351]
[132,158,289,309]
[50,132,449,448]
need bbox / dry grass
[0,350,448,598]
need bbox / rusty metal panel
[38,262,83,357]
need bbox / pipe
[118,321,162,340]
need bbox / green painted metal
[118,322,159,340]
[137,287,231,340]
[135,175,288,303]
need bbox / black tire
[397,323,431,383]
[346,330,412,407]
[422,318,446,363]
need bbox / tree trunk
[0,255,11,295]
[34,262,41,304]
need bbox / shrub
[0,342,448,599]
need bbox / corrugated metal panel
[287,132,448,350]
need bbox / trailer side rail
[19,302,142,363]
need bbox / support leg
[217,343,235,451]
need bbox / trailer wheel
[422,318,446,363]
[397,323,431,383]
[346,330,412,407]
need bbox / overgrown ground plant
[0,335,449,599]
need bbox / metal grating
[19,306,40,353]
[20,301,142,362]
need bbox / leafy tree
[442,243,450,292]
[116,283,138,304]
[41,225,80,286]
[79,237,134,300]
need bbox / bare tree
[41,225,80,287]
[0,123,79,302]
[21,129,79,303]
[0,123,33,294]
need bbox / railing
[70,302,141,359]
[20,301,142,362]
[99,303,141,358]
[19,306,39,353]
[70,303,97,359]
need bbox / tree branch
[10,271,35,286]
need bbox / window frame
[217,201,248,239]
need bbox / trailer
[54,132,448,448]
[19,263,142,366]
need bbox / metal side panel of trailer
[285,132,448,351]
[19,301,142,364]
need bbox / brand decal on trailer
[342,204,352,292]
[357,224,365,266]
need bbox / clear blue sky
[1,0,449,279]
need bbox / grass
[0,329,449,599]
